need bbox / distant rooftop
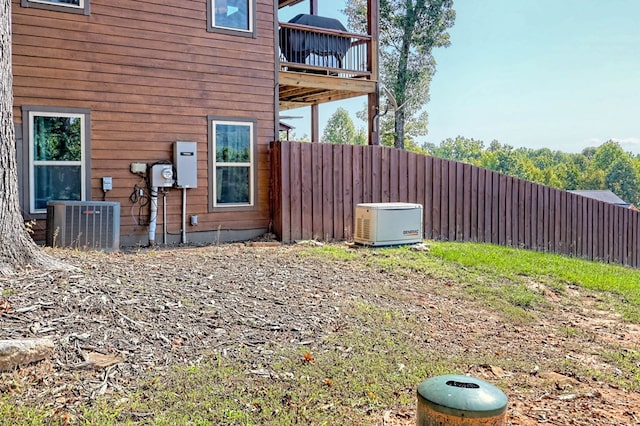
[568,190,630,207]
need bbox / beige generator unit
[354,203,423,246]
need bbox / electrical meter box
[174,141,198,188]
[150,164,174,187]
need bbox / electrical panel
[174,141,198,188]
[150,164,175,187]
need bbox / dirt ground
[1,242,639,425]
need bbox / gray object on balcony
[279,14,351,67]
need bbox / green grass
[0,401,50,426]
[600,349,640,390]
[303,241,640,323]
[428,242,640,296]
[429,242,640,322]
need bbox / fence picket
[432,157,442,239]
[423,156,433,239]
[463,163,472,241]
[322,143,333,240]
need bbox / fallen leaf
[171,337,184,349]
[490,365,505,377]
[59,412,74,425]
[0,300,11,314]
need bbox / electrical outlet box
[102,176,113,192]
[174,141,198,188]
[130,162,147,174]
[150,164,175,187]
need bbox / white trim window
[30,0,83,7]
[28,111,86,214]
[209,0,253,33]
[210,119,255,208]
[21,0,89,14]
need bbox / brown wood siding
[272,141,640,269]
[13,0,276,243]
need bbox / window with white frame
[21,0,89,14]
[207,0,254,34]
[209,118,255,208]
[27,110,88,214]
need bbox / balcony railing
[279,20,372,78]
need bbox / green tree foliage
[426,137,640,206]
[33,116,81,161]
[424,136,484,163]
[344,0,455,149]
[578,167,606,190]
[592,140,627,171]
[605,157,640,205]
[353,128,368,145]
[322,108,357,144]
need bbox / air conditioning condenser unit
[354,202,423,246]
[46,201,120,251]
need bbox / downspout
[162,189,168,244]
[181,187,187,244]
[149,186,158,245]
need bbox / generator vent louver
[46,201,120,251]
[354,203,423,246]
[355,216,371,241]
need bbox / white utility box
[354,202,423,246]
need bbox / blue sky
[280,0,640,154]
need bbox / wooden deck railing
[278,22,372,77]
[270,141,640,268]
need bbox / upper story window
[23,107,91,215]
[207,0,255,36]
[21,0,90,15]
[208,117,256,210]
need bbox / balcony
[278,14,377,111]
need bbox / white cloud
[581,137,640,154]
[612,137,640,154]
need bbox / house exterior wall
[12,0,276,246]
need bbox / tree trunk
[394,108,405,149]
[392,1,417,150]
[0,0,74,275]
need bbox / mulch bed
[1,242,639,425]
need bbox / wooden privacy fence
[270,141,640,268]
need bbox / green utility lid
[417,375,508,418]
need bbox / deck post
[311,104,319,142]
[367,0,380,145]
